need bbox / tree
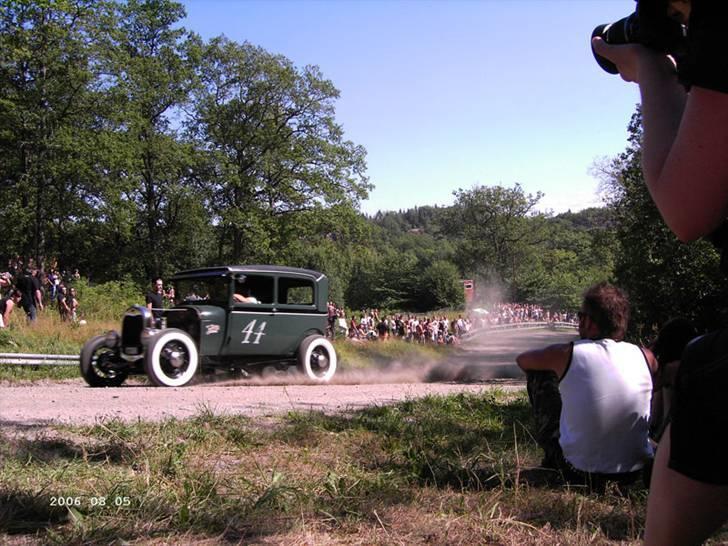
[417,260,464,311]
[0,0,103,266]
[93,0,210,280]
[513,209,617,310]
[602,109,728,336]
[188,37,370,264]
[441,183,547,296]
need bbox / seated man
[648,317,697,444]
[233,286,258,304]
[517,282,657,487]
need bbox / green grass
[3,391,709,545]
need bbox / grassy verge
[1,391,699,545]
[0,312,117,382]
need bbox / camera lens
[591,12,640,74]
[591,25,619,74]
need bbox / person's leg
[526,370,562,467]
[645,424,728,546]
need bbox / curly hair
[581,282,630,341]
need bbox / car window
[278,277,314,305]
[234,274,274,305]
[176,277,228,306]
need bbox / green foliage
[602,110,728,336]
[418,260,465,311]
[188,37,371,265]
[72,277,144,321]
[442,184,547,296]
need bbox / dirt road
[0,328,576,427]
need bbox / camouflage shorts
[526,370,562,460]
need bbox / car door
[225,273,279,357]
[269,275,327,353]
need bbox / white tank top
[559,338,653,473]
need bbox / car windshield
[175,277,228,305]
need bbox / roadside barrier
[485,321,577,331]
[0,353,79,367]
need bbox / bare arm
[516,343,572,379]
[592,39,728,242]
[641,346,659,376]
[3,300,14,326]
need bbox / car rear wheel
[80,334,128,387]
[297,335,337,382]
[144,329,199,387]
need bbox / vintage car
[80,265,337,387]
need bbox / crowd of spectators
[0,257,83,326]
[326,301,576,344]
[474,303,577,326]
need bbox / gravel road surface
[0,328,576,428]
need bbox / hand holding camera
[591,1,687,77]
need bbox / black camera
[591,2,687,74]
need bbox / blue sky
[180,0,641,215]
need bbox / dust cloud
[202,327,577,388]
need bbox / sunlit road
[0,328,577,427]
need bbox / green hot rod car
[80,265,337,387]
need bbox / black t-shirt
[146,290,164,318]
[678,1,728,93]
[16,274,38,308]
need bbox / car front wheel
[80,334,128,387]
[297,335,337,382]
[144,329,199,387]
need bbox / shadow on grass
[281,392,534,491]
[0,490,68,534]
[5,435,131,465]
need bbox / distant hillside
[368,205,612,236]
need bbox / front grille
[122,314,144,350]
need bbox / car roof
[171,265,326,281]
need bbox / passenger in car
[233,286,259,304]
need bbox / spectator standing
[46,270,60,306]
[376,317,389,340]
[0,289,22,328]
[327,301,337,339]
[0,272,12,296]
[146,278,165,327]
[57,285,70,321]
[16,268,43,322]
[164,285,176,306]
[66,287,79,322]
[349,315,362,339]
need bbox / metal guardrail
[0,322,576,367]
[0,353,79,367]
[485,321,577,331]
